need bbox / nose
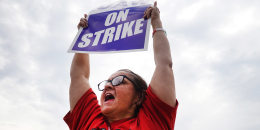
[104,82,113,91]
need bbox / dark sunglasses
[98,75,135,91]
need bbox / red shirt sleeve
[63,88,102,129]
[140,85,178,129]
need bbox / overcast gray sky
[0,0,259,129]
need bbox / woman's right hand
[77,14,88,30]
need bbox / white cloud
[176,0,215,21]
[217,6,260,35]
[0,0,260,129]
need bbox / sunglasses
[98,75,135,91]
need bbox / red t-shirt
[64,86,178,130]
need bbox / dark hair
[118,69,147,116]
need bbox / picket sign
[68,4,151,53]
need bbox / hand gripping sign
[68,3,151,53]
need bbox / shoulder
[136,86,178,129]
[145,86,178,109]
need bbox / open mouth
[105,93,115,102]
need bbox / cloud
[157,0,260,129]
[0,0,259,129]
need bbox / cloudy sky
[0,0,259,129]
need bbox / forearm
[70,53,90,79]
[152,19,172,67]
[71,13,90,79]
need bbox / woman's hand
[143,1,162,29]
[77,14,88,30]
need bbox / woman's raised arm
[144,2,176,107]
[69,14,91,111]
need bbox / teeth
[105,93,112,96]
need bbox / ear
[133,94,142,106]
[135,99,142,106]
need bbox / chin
[101,105,114,115]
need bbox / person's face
[100,71,137,119]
